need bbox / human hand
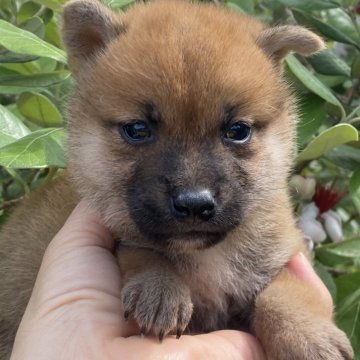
[10,201,332,360]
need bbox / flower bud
[301,202,319,220]
[289,175,316,200]
[322,210,344,243]
[303,235,314,253]
[298,217,327,243]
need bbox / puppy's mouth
[149,230,227,249]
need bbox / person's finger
[23,199,137,337]
[109,331,265,360]
[286,252,333,309]
[48,199,114,251]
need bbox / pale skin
[10,201,332,360]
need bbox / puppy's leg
[118,247,193,340]
[254,266,354,360]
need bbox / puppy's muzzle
[170,189,217,221]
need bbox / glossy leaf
[297,124,359,162]
[351,55,360,79]
[35,0,66,12]
[308,50,351,77]
[0,70,70,93]
[0,127,66,168]
[314,261,337,301]
[227,0,254,13]
[286,54,343,110]
[325,8,360,44]
[350,168,360,215]
[103,0,135,9]
[0,104,30,147]
[0,20,66,63]
[317,238,360,258]
[279,0,341,11]
[336,289,360,356]
[297,94,326,145]
[20,17,45,39]
[335,272,360,303]
[292,9,360,48]
[326,145,360,170]
[17,92,63,127]
[17,2,41,24]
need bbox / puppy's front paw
[259,318,354,360]
[121,271,193,340]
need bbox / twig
[0,196,24,210]
[346,79,360,106]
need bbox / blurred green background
[0,0,359,356]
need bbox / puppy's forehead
[92,1,286,132]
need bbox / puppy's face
[63,0,324,252]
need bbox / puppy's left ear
[257,25,325,66]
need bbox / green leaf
[325,8,360,44]
[336,289,360,356]
[17,2,41,24]
[292,9,360,49]
[17,92,63,127]
[34,0,66,12]
[326,145,360,170]
[0,128,66,168]
[297,94,326,145]
[0,20,66,63]
[0,104,30,147]
[0,70,70,93]
[308,50,351,77]
[286,54,344,111]
[350,168,360,215]
[0,50,38,63]
[296,124,359,162]
[335,272,360,303]
[279,0,340,11]
[351,55,360,79]
[227,0,254,13]
[19,16,45,39]
[1,61,39,74]
[44,19,61,48]
[317,238,360,258]
[103,0,135,9]
[314,261,337,301]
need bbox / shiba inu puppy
[0,0,354,359]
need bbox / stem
[345,103,360,122]
[5,168,30,194]
[43,167,58,185]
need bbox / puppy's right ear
[62,0,124,74]
[257,25,325,68]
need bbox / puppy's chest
[175,250,272,332]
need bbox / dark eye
[120,121,153,144]
[223,122,252,144]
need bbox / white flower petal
[322,210,344,243]
[301,202,319,220]
[302,178,316,200]
[298,218,326,243]
[289,175,316,200]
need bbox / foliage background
[0,0,360,356]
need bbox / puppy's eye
[120,121,153,144]
[223,122,252,144]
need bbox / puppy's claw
[124,310,130,320]
[140,326,147,336]
[158,330,165,342]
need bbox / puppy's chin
[150,231,227,252]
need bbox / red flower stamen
[312,185,345,214]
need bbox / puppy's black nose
[171,190,216,221]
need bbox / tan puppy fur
[0,1,354,359]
